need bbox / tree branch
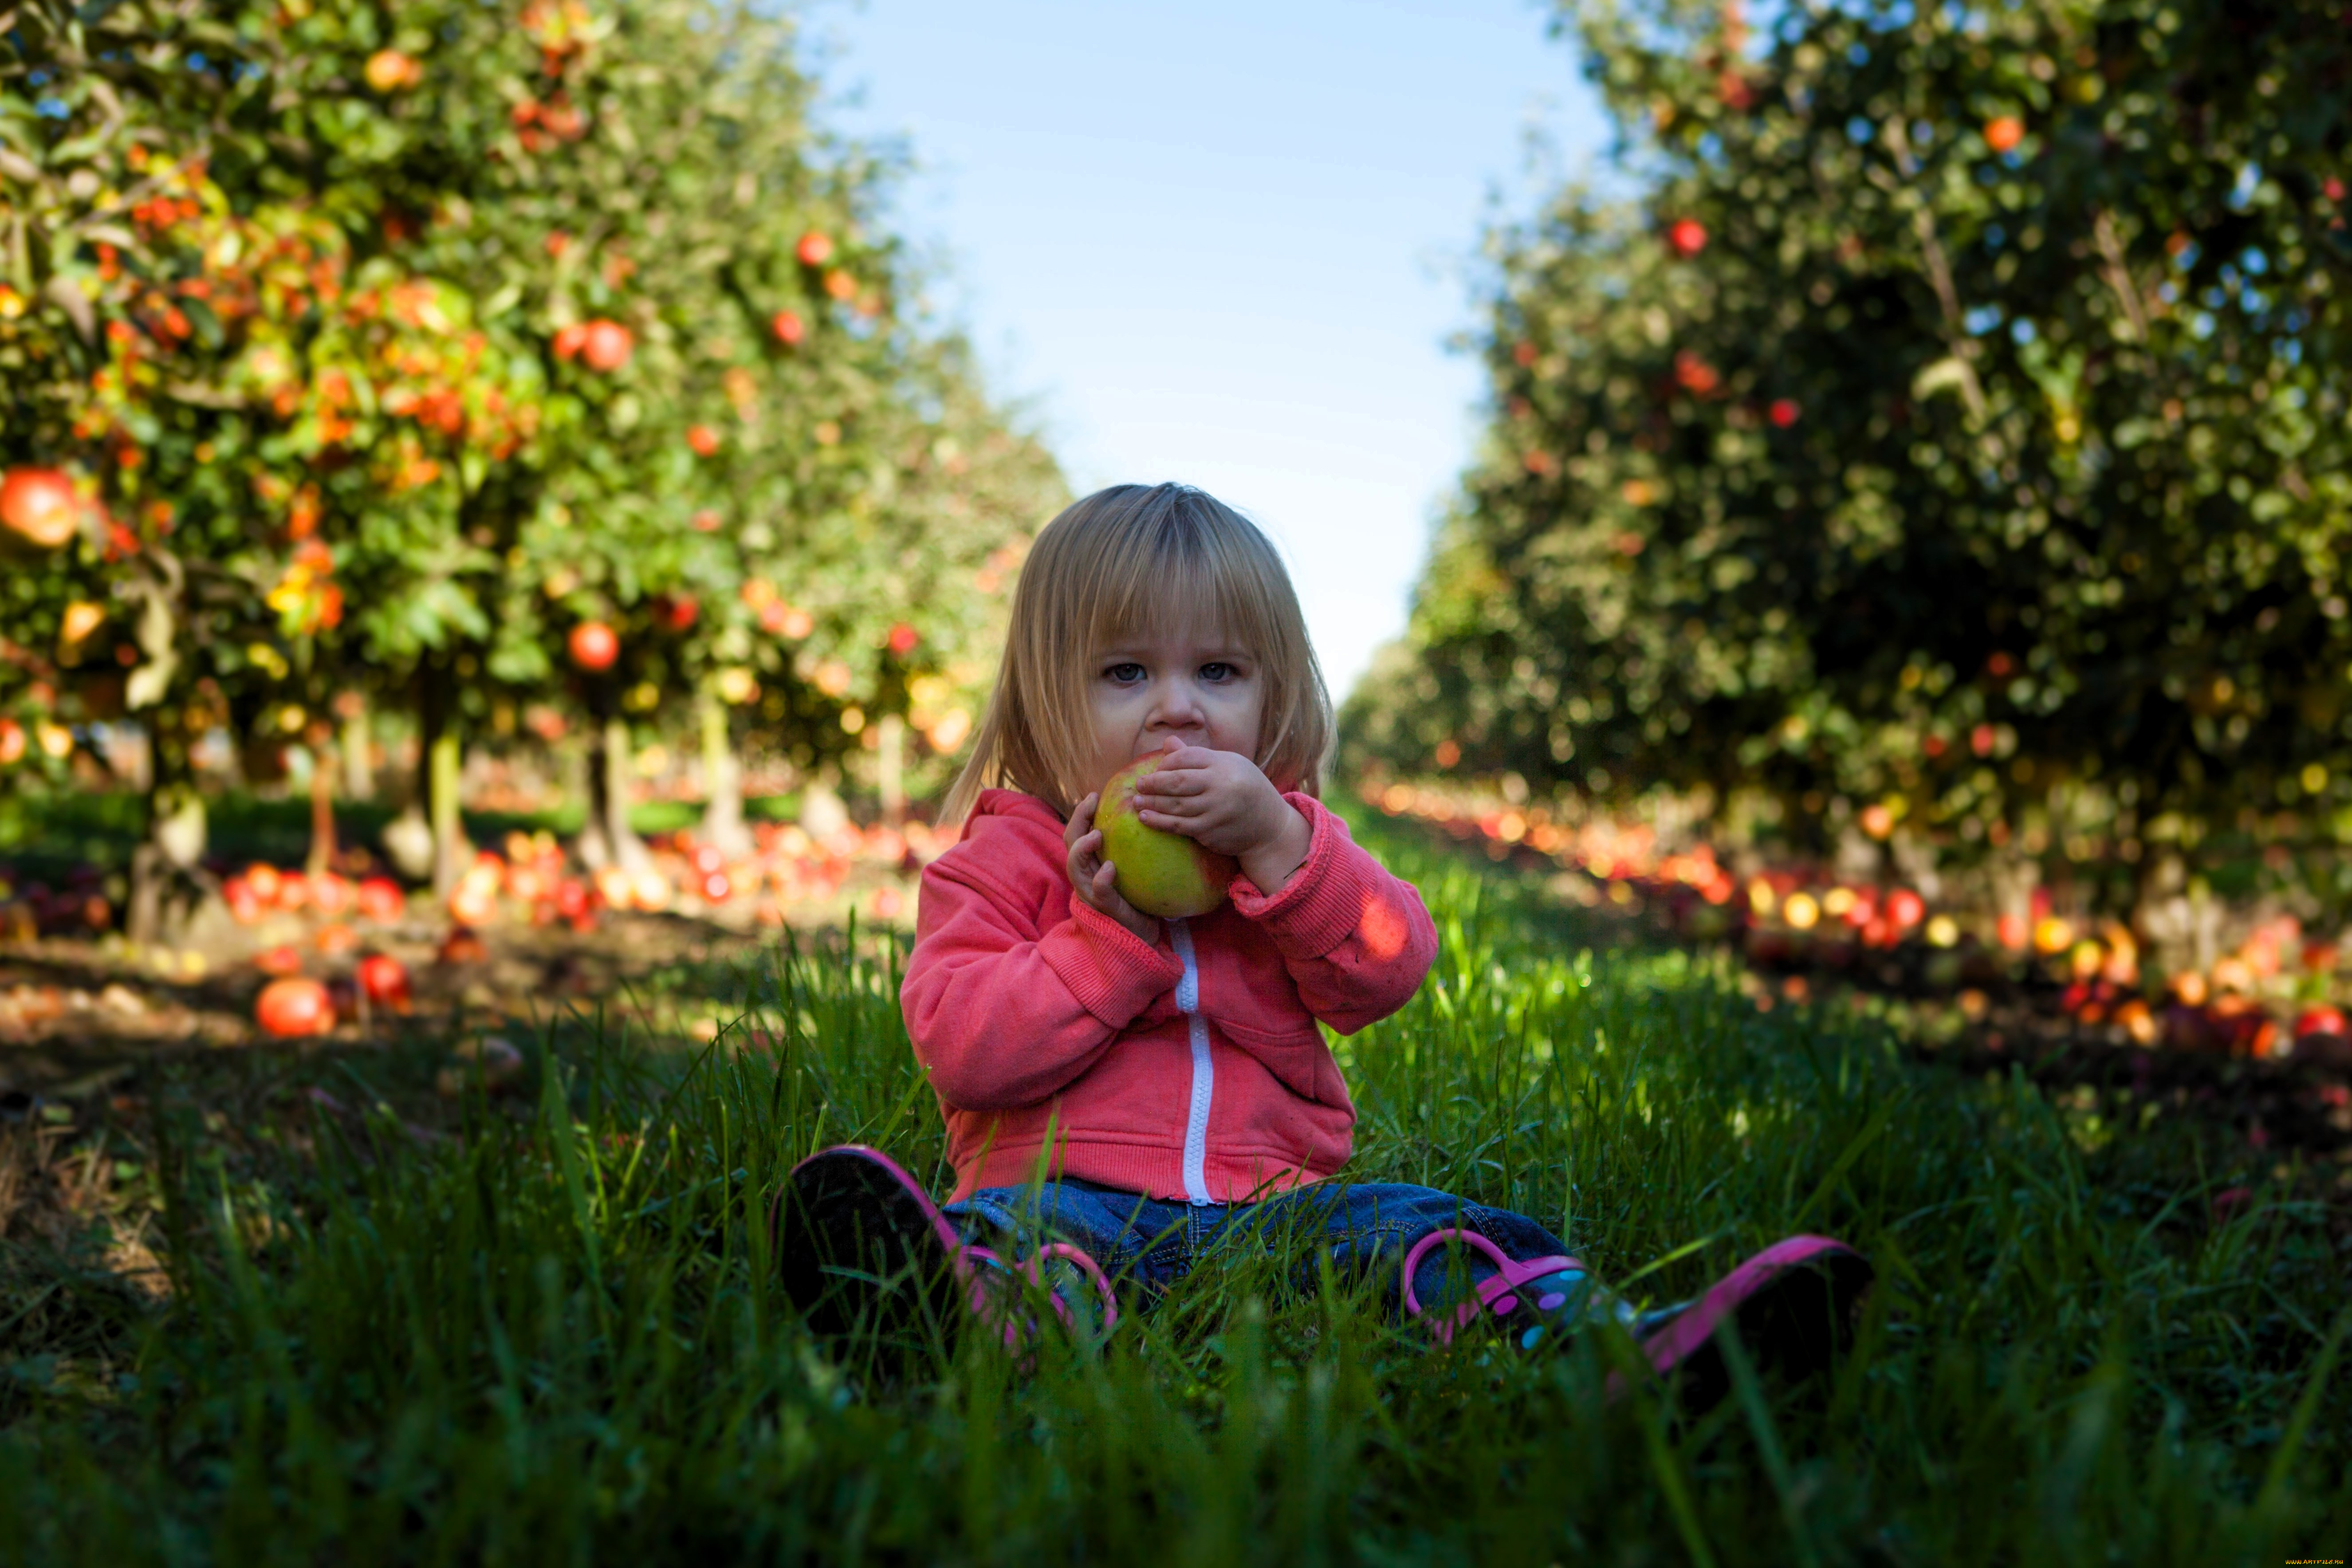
[2092,207,2151,344]
[1879,119,1986,424]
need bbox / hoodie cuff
[1038,896,1184,1028]
[1228,794,1365,960]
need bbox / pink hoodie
[902,788,1439,1202]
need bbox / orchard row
[1367,777,2352,1069]
[1349,0,2352,879]
[1,0,1063,937]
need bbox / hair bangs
[944,482,1334,821]
[1083,519,1269,660]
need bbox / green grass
[0,816,2345,1564]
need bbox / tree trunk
[126,731,211,949]
[696,691,753,857]
[414,661,469,896]
[341,696,373,802]
[581,715,649,872]
[429,729,466,895]
[799,770,850,844]
[877,713,905,826]
[306,731,339,879]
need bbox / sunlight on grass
[0,818,2343,1563]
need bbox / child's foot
[774,1146,1118,1350]
[1626,1235,1873,1409]
[774,1145,968,1343]
[1400,1227,1592,1347]
[1402,1228,1872,1403]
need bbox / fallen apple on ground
[1093,754,1239,920]
[256,976,334,1038]
[357,954,413,1012]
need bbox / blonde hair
[944,483,1333,821]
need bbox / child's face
[1086,617,1265,789]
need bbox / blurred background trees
[2,0,1062,934]
[1350,0,2352,908]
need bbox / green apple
[1094,754,1239,919]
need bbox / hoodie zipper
[1167,917,1215,1206]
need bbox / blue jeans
[944,1177,1571,1318]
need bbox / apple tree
[7,0,1061,922]
[1356,0,2352,898]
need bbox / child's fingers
[1137,771,1207,798]
[1090,865,1159,940]
[1065,792,1101,846]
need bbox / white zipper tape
[1168,917,1214,1206]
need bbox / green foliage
[0,0,1062,827]
[0,817,2343,1560]
[1356,0,2352,858]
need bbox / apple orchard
[12,0,2352,1069]
[1348,0,2352,1062]
[1,0,1064,982]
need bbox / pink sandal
[774,1145,1117,1349]
[1620,1234,1871,1405]
[1400,1226,1586,1345]
[971,1241,1121,1347]
[1403,1226,1872,1406]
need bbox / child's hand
[1065,792,1162,945]
[1130,741,1313,895]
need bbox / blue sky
[807,0,1609,699]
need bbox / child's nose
[1145,680,1207,731]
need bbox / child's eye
[1200,662,1235,682]
[1105,662,1146,684]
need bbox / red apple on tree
[1672,351,1719,395]
[796,230,834,266]
[364,49,420,93]
[688,424,720,457]
[771,309,806,346]
[1667,218,1707,257]
[569,620,619,672]
[887,621,918,654]
[1984,116,2024,154]
[1,468,81,550]
[580,318,633,371]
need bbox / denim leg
[944,1180,1196,1296]
[1239,1183,1573,1316]
[944,1179,1576,1327]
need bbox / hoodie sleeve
[1227,794,1438,1035]
[901,837,1184,1112]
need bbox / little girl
[776,483,1869,1390]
